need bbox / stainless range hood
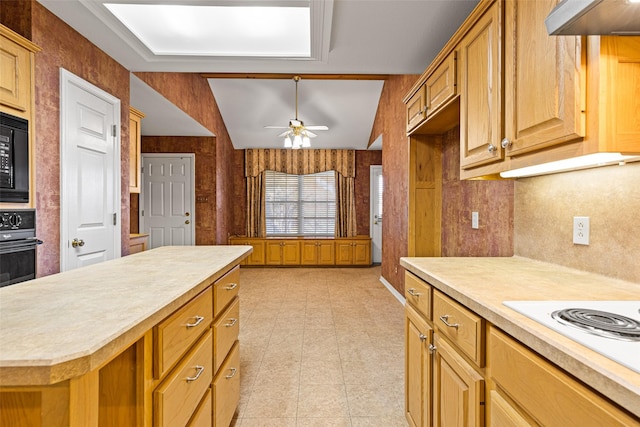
[545,0,640,35]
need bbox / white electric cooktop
[503,300,640,374]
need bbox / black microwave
[0,112,29,203]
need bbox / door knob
[71,238,85,248]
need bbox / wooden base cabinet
[228,238,265,265]
[487,327,638,427]
[301,240,335,265]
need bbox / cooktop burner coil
[551,308,640,342]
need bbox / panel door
[281,241,300,265]
[459,2,503,170]
[60,69,120,271]
[141,155,194,249]
[316,241,335,265]
[301,241,319,265]
[265,241,283,265]
[504,0,584,156]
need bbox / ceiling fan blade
[305,125,329,131]
[304,130,318,138]
[278,130,292,137]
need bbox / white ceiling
[37,0,480,150]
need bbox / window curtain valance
[245,149,356,178]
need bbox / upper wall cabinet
[458,1,503,172]
[502,0,584,158]
[0,26,39,118]
[406,85,427,133]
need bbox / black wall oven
[0,112,30,203]
[0,209,41,287]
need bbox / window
[265,170,336,236]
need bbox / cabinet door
[426,51,457,117]
[265,241,283,265]
[459,2,503,170]
[281,241,300,265]
[0,33,30,113]
[316,240,335,265]
[335,241,354,265]
[301,241,319,265]
[352,240,371,265]
[488,390,532,427]
[407,85,427,133]
[433,333,484,427]
[246,240,265,265]
[503,0,584,157]
[405,305,433,427]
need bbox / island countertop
[400,256,640,419]
[0,245,251,387]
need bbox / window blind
[265,170,336,236]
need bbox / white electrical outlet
[472,211,479,229]
[573,216,590,245]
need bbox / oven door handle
[0,238,42,253]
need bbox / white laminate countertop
[0,245,252,387]
[400,256,640,419]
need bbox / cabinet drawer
[404,271,432,320]
[188,388,212,427]
[213,297,240,372]
[433,290,484,366]
[214,341,240,427]
[155,287,213,378]
[489,327,638,427]
[213,265,240,317]
[154,330,213,427]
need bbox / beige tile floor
[232,267,407,427]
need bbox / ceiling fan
[264,76,329,149]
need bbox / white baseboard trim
[380,275,406,306]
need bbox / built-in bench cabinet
[403,271,638,427]
[228,236,371,266]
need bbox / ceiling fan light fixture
[302,135,311,148]
[293,134,303,149]
[284,135,292,148]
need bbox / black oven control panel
[0,209,35,230]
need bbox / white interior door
[140,154,195,249]
[370,165,383,264]
[60,69,121,272]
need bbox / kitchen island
[401,256,640,425]
[0,245,251,426]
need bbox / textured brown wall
[31,2,131,277]
[355,150,382,236]
[230,150,246,237]
[140,136,217,245]
[441,127,514,257]
[133,72,236,244]
[1,0,32,39]
[369,75,418,292]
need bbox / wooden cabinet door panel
[504,0,584,157]
[317,241,335,265]
[335,241,353,265]
[282,241,300,265]
[426,52,457,117]
[265,242,283,265]
[405,305,433,427]
[433,333,484,427]
[407,86,427,132]
[459,2,503,170]
[488,390,532,427]
[301,241,319,265]
[0,34,29,113]
[352,241,370,265]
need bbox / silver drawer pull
[225,318,238,327]
[407,288,421,297]
[439,315,459,329]
[225,367,238,379]
[428,344,437,354]
[419,334,427,342]
[224,283,238,290]
[186,365,205,382]
[185,315,205,328]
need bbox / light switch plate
[472,211,479,229]
[573,216,590,245]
